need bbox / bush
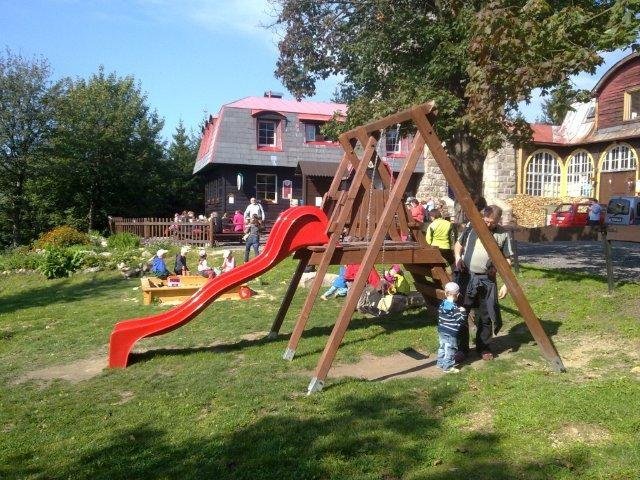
[38,248,85,279]
[0,247,42,271]
[35,226,90,249]
[107,232,140,250]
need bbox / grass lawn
[1,258,639,479]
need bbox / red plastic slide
[108,206,329,368]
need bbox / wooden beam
[413,110,565,373]
[307,126,428,394]
[269,251,310,338]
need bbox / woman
[244,214,261,262]
[232,210,245,232]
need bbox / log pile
[507,194,592,227]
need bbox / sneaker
[444,367,461,373]
[481,351,494,361]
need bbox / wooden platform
[140,276,251,305]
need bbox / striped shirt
[437,301,466,335]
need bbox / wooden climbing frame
[269,102,565,394]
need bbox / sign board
[282,179,292,200]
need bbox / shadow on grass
[130,308,434,366]
[0,274,127,316]
[18,389,589,480]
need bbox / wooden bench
[140,276,252,305]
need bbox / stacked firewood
[507,194,591,227]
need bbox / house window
[602,144,637,172]
[257,119,277,147]
[304,123,324,142]
[256,173,277,203]
[566,150,593,197]
[525,151,561,197]
[386,130,401,154]
[624,89,640,121]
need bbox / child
[150,249,171,279]
[381,264,410,295]
[321,266,348,300]
[219,249,235,273]
[197,249,218,278]
[436,281,466,373]
[174,245,191,275]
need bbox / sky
[0,0,632,142]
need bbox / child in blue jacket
[436,281,467,372]
[320,265,348,300]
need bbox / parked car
[549,202,605,227]
[605,196,640,225]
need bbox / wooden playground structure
[266,102,565,394]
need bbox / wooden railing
[110,217,213,246]
[109,217,278,246]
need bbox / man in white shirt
[244,197,265,221]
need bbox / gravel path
[515,240,640,283]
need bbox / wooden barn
[516,52,640,203]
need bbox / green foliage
[107,232,141,250]
[539,81,593,125]
[0,247,42,271]
[274,0,640,193]
[0,49,61,246]
[164,121,204,214]
[35,226,90,249]
[37,247,84,279]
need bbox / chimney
[264,90,283,99]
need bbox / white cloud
[137,0,280,44]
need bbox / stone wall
[415,143,517,202]
[482,144,517,202]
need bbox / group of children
[318,263,472,374]
[150,247,235,279]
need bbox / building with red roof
[193,91,423,219]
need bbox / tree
[0,50,60,246]
[273,0,640,196]
[49,68,165,232]
[538,82,592,125]
[164,121,203,214]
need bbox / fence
[110,217,213,246]
[109,216,278,247]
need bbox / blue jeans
[322,285,348,298]
[437,331,458,371]
[244,235,259,262]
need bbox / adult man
[244,197,265,221]
[454,205,513,360]
[587,200,602,226]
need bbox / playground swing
[108,102,564,396]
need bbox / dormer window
[258,119,277,146]
[624,88,640,121]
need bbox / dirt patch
[240,331,269,341]
[110,390,135,405]
[13,355,106,385]
[461,405,495,433]
[549,423,611,448]
[559,335,639,370]
[326,348,443,381]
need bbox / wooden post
[269,251,311,339]
[307,121,427,394]
[602,227,615,294]
[414,109,565,373]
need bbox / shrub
[0,247,42,271]
[36,226,90,249]
[107,232,140,250]
[38,248,85,279]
